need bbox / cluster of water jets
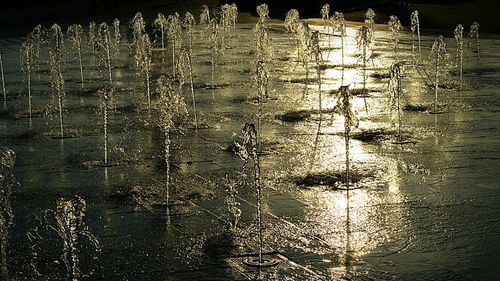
[390,12,480,127]
[0,2,485,276]
[362,10,480,178]
[233,4,482,266]
[27,196,101,280]
[0,4,248,277]
[1,150,99,280]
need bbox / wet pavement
[0,15,499,280]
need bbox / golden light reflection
[305,24,394,118]
[387,158,401,195]
[305,129,377,172]
[265,21,413,272]
[299,159,407,268]
[349,138,373,163]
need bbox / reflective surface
[0,16,500,280]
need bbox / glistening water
[0,9,499,280]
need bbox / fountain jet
[155,76,187,209]
[454,24,464,90]
[430,35,449,114]
[333,86,359,190]
[20,40,35,116]
[67,24,84,84]
[410,10,421,62]
[388,16,403,60]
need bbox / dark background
[0,0,217,37]
[224,0,500,34]
[0,0,498,37]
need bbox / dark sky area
[0,0,498,37]
[0,0,217,37]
